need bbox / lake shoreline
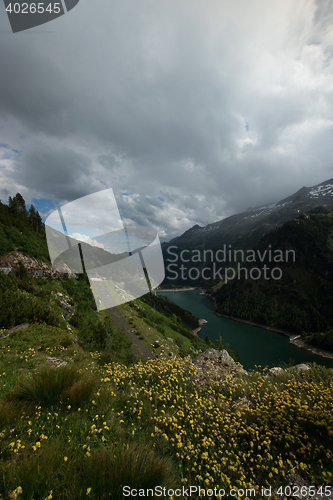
[156,287,198,292]
[192,318,208,336]
[157,288,208,336]
[158,287,333,362]
[203,291,333,361]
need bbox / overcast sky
[1,0,333,240]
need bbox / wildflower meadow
[0,326,332,499]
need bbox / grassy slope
[1,197,333,498]
[0,194,206,361]
[1,322,333,499]
[1,268,333,499]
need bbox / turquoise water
[157,289,333,370]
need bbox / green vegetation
[1,194,333,498]
[0,194,47,260]
[214,212,333,349]
[0,268,135,359]
[142,293,200,330]
[0,193,204,361]
[10,364,97,408]
[0,331,332,499]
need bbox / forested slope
[213,209,333,350]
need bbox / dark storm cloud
[0,0,333,239]
[13,142,98,200]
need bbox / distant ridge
[164,177,333,254]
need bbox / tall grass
[0,441,68,500]
[0,441,177,500]
[10,364,97,408]
[0,400,19,428]
[66,443,177,499]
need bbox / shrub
[67,443,177,499]
[62,376,98,408]
[10,364,97,408]
[0,289,59,329]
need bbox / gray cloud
[0,0,333,240]
[0,188,10,198]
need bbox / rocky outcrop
[286,363,310,374]
[45,357,68,368]
[190,350,314,389]
[191,348,247,387]
[0,251,74,278]
[268,366,285,377]
[51,292,75,315]
[274,472,332,500]
[195,348,238,367]
[0,323,30,338]
[268,363,310,377]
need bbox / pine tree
[8,195,19,215]
[28,204,43,233]
[15,193,27,215]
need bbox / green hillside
[0,194,48,261]
[1,195,333,499]
[0,194,207,360]
[213,209,333,350]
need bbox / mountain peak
[163,176,333,253]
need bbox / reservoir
[157,289,333,371]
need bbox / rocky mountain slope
[162,177,333,286]
[0,250,72,278]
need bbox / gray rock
[268,366,285,377]
[274,473,330,500]
[191,349,246,388]
[286,363,310,374]
[197,348,237,367]
[1,323,30,338]
[45,357,68,368]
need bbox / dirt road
[107,307,156,360]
